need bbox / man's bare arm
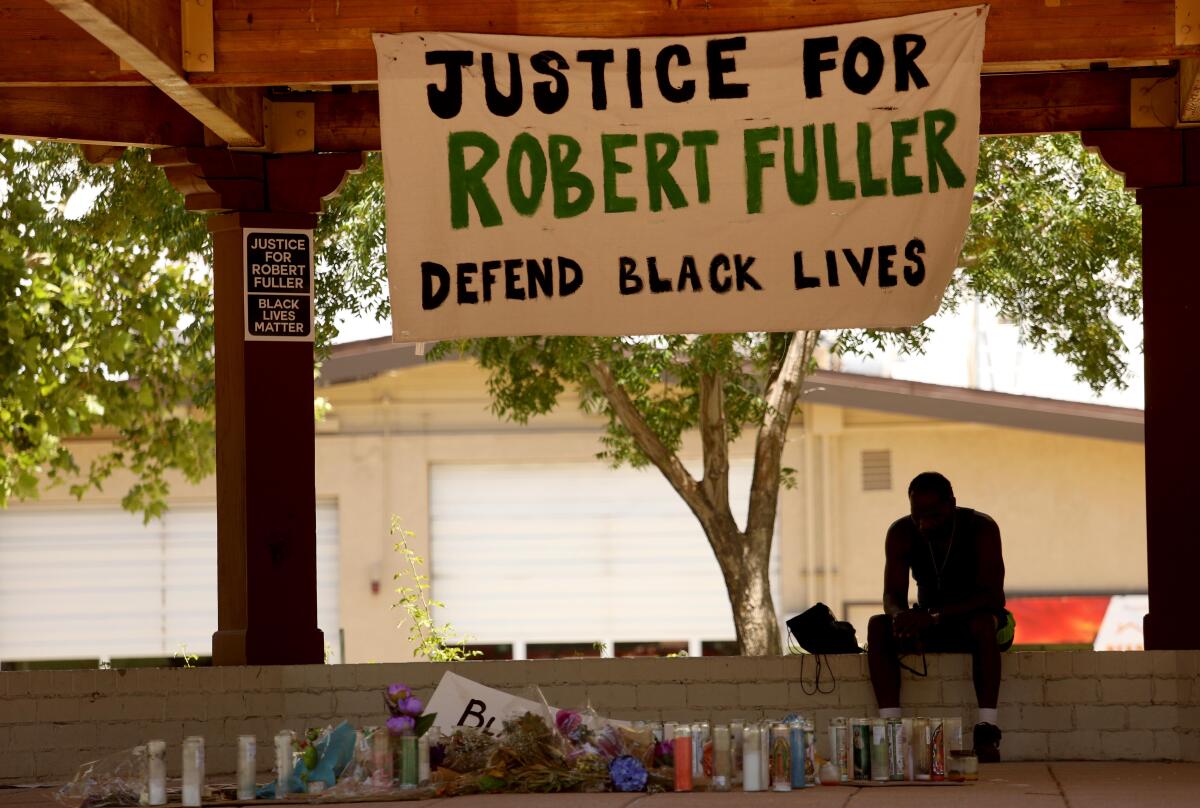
[883,521,910,617]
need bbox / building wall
[10,361,1147,663]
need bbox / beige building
[0,338,1146,667]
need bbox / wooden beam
[980,70,1141,135]
[44,0,263,145]
[0,86,205,146]
[0,0,145,86]
[186,0,1198,87]
[0,1,1194,88]
[0,68,1155,150]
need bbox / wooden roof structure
[7,1,1200,660]
[1,1,1198,155]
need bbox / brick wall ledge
[2,650,1197,783]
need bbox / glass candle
[869,719,888,781]
[741,724,761,792]
[850,718,870,781]
[829,717,849,782]
[913,718,931,780]
[788,720,807,789]
[398,734,419,788]
[237,735,256,800]
[673,726,693,792]
[181,737,204,807]
[131,745,148,806]
[886,718,905,781]
[147,740,166,806]
[691,722,709,786]
[954,750,979,781]
[711,725,730,791]
[930,718,945,781]
[758,720,769,788]
[729,719,744,786]
[944,716,963,753]
[902,718,915,780]
[371,727,391,785]
[418,733,431,785]
[802,718,815,784]
[274,730,294,798]
[769,723,791,792]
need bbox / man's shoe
[973,722,1002,763]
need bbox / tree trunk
[712,526,781,656]
[588,331,817,657]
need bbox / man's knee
[868,614,893,646]
[967,612,998,648]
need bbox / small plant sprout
[392,517,481,662]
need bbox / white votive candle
[237,735,256,800]
[181,736,204,807]
[147,740,166,806]
[274,730,293,798]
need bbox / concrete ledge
[1,651,1197,783]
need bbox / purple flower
[387,715,415,736]
[609,755,648,792]
[653,740,674,768]
[398,695,424,717]
[556,710,583,738]
[386,683,411,704]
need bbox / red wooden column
[154,148,362,664]
[1083,129,1200,649]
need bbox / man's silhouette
[867,472,1009,762]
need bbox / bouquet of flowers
[384,683,436,737]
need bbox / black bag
[786,602,864,655]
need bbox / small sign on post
[243,228,314,341]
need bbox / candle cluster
[643,713,978,790]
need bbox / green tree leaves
[958,135,1141,391]
[0,142,213,517]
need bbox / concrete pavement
[3,763,1198,808]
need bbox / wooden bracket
[1180,59,1200,122]
[1132,75,1179,127]
[260,99,315,153]
[181,0,215,73]
[79,143,126,165]
[1179,0,1200,46]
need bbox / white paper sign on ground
[375,6,987,341]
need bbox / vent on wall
[861,450,892,491]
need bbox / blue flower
[609,755,647,792]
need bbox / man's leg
[965,611,1003,762]
[966,611,1000,709]
[867,614,902,709]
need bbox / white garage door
[0,502,341,663]
[430,462,778,655]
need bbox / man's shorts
[895,609,1015,654]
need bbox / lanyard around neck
[926,512,957,591]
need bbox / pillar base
[1143,612,1200,651]
[213,627,325,666]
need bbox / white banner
[376,6,987,341]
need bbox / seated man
[867,472,1010,762]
